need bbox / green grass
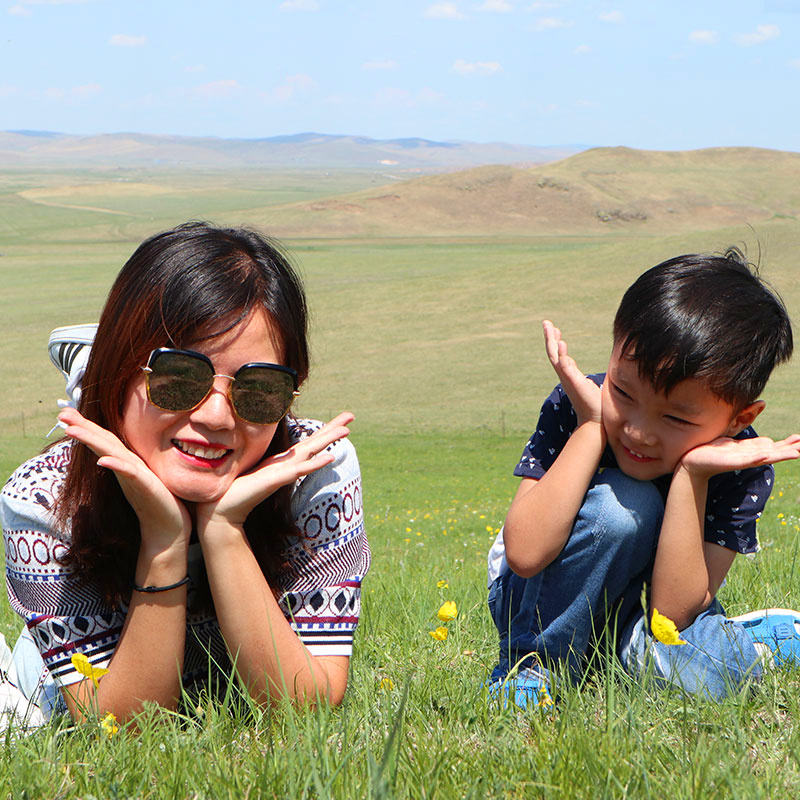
[3,440,800,798]
[3,168,800,797]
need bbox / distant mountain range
[0,130,585,171]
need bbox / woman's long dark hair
[55,221,309,603]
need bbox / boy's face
[601,344,748,481]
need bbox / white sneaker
[48,323,97,408]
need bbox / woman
[0,221,369,724]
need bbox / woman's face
[121,311,285,503]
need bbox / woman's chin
[168,478,232,505]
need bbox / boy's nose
[623,420,656,446]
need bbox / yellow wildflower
[71,653,109,688]
[778,513,785,519]
[379,677,395,691]
[437,580,449,589]
[429,626,448,641]
[437,601,458,622]
[100,712,118,738]
[538,692,555,709]
[651,608,687,646]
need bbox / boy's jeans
[488,468,762,700]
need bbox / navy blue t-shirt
[513,375,772,554]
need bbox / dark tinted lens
[231,366,295,424]
[147,351,213,412]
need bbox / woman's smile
[122,311,282,503]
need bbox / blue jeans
[488,469,762,699]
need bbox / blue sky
[2,0,800,150]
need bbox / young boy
[487,250,800,706]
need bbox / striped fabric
[0,419,369,690]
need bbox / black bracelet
[132,575,190,593]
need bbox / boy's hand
[543,320,602,427]
[680,433,800,479]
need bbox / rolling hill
[252,146,800,237]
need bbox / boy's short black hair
[613,248,793,408]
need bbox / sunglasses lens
[231,367,296,424]
[147,351,213,412]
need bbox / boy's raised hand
[543,320,602,427]
[681,433,800,479]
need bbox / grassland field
[2,165,800,797]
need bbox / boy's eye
[665,414,693,426]
[610,381,630,399]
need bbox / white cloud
[598,10,623,22]
[790,58,800,69]
[532,16,573,30]
[42,82,102,100]
[0,84,20,96]
[71,82,101,98]
[424,2,465,19]
[374,86,443,109]
[109,34,147,47]
[10,0,92,11]
[184,64,206,73]
[279,0,319,10]
[195,79,241,98]
[689,30,718,45]
[362,59,399,70]
[479,0,512,11]
[575,99,599,108]
[452,59,501,75]
[263,73,315,103]
[733,24,780,46]
[529,1,563,8]
[574,44,591,54]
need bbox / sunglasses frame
[141,347,299,424]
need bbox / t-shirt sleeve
[1,446,124,689]
[513,383,578,480]
[278,429,370,657]
[704,428,772,554]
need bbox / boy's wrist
[673,458,712,485]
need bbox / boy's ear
[726,400,766,437]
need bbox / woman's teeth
[174,441,228,460]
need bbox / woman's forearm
[199,520,348,706]
[63,540,189,722]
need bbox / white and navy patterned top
[0,418,370,691]
[514,376,771,555]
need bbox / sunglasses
[141,348,299,425]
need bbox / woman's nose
[188,377,236,429]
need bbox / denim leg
[619,599,762,700]
[8,626,64,720]
[489,469,664,676]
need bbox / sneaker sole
[729,608,800,623]
[47,324,97,377]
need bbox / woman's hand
[542,320,602,427]
[57,407,192,548]
[195,412,354,531]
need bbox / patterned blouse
[0,419,370,693]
